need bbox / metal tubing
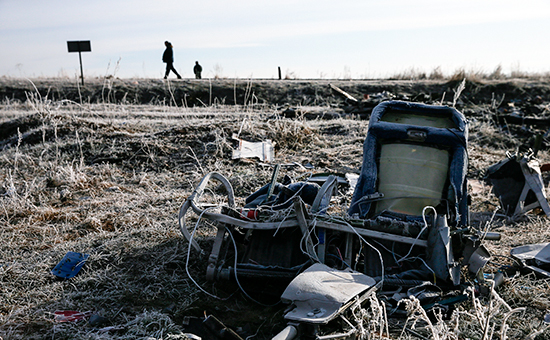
[272,325,298,340]
[78,51,84,86]
[316,329,355,340]
[178,172,236,253]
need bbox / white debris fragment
[232,134,274,162]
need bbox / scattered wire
[370,236,437,284]
[488,254,523,269]
[271,206,294,237]
[327,254,351,268]
[479,209,498,242]
[396,206,435,264]
[354,241,364,272]
[321,216,385,286]
[398,256,437,284]
[299,218,321,263]
[226,227,281,307]
[185,206,234,300]
[245,318,267,340]
[257,172,314,212]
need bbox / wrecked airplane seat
[178,101,498,336]
[485,152,550,218]
[349,101,469,227]
[346,101,470,280]
[178,101,489,283]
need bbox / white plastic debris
[232,134,274,162]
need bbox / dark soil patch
[2,78,549,109]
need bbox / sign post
[67,41,91,85]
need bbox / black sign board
[67,40,92,53]
[67,40,92,85]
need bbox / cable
[391,241,399,265]
[257,172,314,212]
[272,206,294,237]
[298,218,321,263]
[327,216,385,287]
[370,238,437,284]
[398,256,437,284]
[354,241,363,272]
[226,227,280,307]
[185,207,234,301]
[319,206,441,287]
[488,254,523,269]
[479,209,498,242]
[327,254,351,268]
[396,206,435,264]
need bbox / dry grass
[388,66,550,82]
[2,81,550,339]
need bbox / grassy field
[2,77,550,339]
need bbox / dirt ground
[2,76,550,108]
[2,77,550,339]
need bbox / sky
[1,0,550,80]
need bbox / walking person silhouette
[193,61,202,79]
[162,41,182,79]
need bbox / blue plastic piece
[52,252,89,279]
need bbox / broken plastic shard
[51,251,90,279]
[54,310,92,322]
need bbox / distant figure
[162,41,182,79]
[193,61,202,79]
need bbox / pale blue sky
[1,0,549,79]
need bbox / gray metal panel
[281,263,376,323]
[512,243,550,264]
